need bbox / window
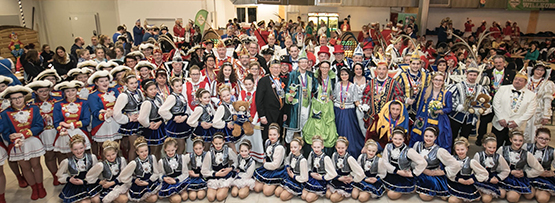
[237,8,246,23]
[248,8,257,23]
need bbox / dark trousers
[477,112,494,144]
[450,118,474,152]
[492,127,510,148]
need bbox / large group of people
[0,13,554,203]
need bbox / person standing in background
[133,19,144,46]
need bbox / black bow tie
[512,89,521,95]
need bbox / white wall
[426,7,535,34]
[536,12,555,33]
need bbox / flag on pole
[195,9,209,35]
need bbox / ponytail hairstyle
[134,136,148,150]
[70,134,87,149]
[336,136,350,147]
[453,136,470,148]
[102,140,120,154]
[311,135,324,146]
[163,137,178,151]
[239,139,252,150]
[192,136,205,148]
[364,139,379,150]
[291,136,304,147]
[481,133,497,146]
[122,70,138,84]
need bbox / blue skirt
[382,173,416,193]
[474,173,501,197]
[186,177,207,191]
[416,174,450,197]
[193,126,215,142]
[304,177,328,195]
[119,121,141,136]
[447,176,481,202]
[334,107,364,158]
[142,123,167,146]
[352,177,385,198]
[499,174,532,194]
[59,182,102,203]
[128,178,162,201]
[281,176,304,196]
[216,125,241,143]
[530,176,555,194]
[253,167,287,185]
[329,176,353,194]
[165,119,191,139]
[159,177,190,198]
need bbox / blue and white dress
[413,141,460,198]
[328,152,365,197]
[187,104,216,142]
[497,145,544,194]
[304,151,336,196]
[113,89,144,136]
[352,154,386,198]
[158,154,190,198]
[527,144,555,194]
[280,153,308,196]
[89,88,121,142]
[213,101,239,143]
[253,140,287,185]
[201,145,238,189]
[57,153,102,203]
[184,152,207,191]
[231,155,256,189]
[159,92,191,139]
[123,155,162,202]
[447,156,489,202]
[473,151,511,197]
[86,157,128,203]
[138,96,167,146]
[382,143,427,194]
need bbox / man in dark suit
[248,43,269,74]
[477,55,516,145]
[256,59,286,141]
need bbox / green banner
[195,9,209,35]
[508,0,555,10]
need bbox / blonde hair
[70,134,86,148]
[268,123,281,133]
[364,139,378,149]
[423,72,445,102]
[311,135,324,145]
[192,136,204,147]
[163,137,178,151]
[102,140,120,154]
[453,137,470,148]
[291,136,304,147]
[123,70,138,84]
[510,130,524,139]
[134,136,148,149]
[336,136,349,147]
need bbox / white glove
[456,104,464,112]
[361,104,370,112]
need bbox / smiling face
[534,66,546,78]
[64,88,78,100]
[222,66,232,78]
[165,143,177,157]
[454,144,468,158]
[336,141,347,156]
[535,132,551,148]
[35,87,50,100]
[193,142,204,155]
[437,62,447,72]
[172,80,183,94]
[71,142,85,158]
[212,137,224,151]
[290,140,301,155]
[95,77,110,91]
[376,65,387,79]
[145,84,158,98]
[104,149,117,162]
[268,129,279,144]
[239,145,250,158]
[432,74,444,89]
[366,144,377,158]
[340,70,350,82]
[243,79,254,92]
[9,93,25,109]
[389,103,401,119]
[392,133,405,147]
[156,74,167,86]
[483,141,497,155]
[311,140,323,155]
[220,89,231,103]
[136,145,149,160]
[200,92,211,105]
[423,130,437,146]
[190,69,201,82]
[510,134,524,150]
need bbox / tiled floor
[4,124,555,203]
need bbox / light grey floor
[5,125,555,203]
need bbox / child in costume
[120,136,161,202]
[231,140,256,199]
[527,127,555,203]
[447,137,488,203]
[303,135,337,203]
[183,137,207,200]
[473,134,510,203]
[327,136,365,203]
[187,88,216,149]
[159,77,191,154]
[352,139,387,201]
[200,132,237,202]
[275,136,309,201]
[253,123,287,196]
[87,140,129,203]
[158,137,190,203]
[56,134,101,203]
[113,71,144,160]
[138,80,166,159]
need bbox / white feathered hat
[87,70,113,85]
[0,85,32,99]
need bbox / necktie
[495,70,503,75]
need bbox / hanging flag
[195,10,209,35]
